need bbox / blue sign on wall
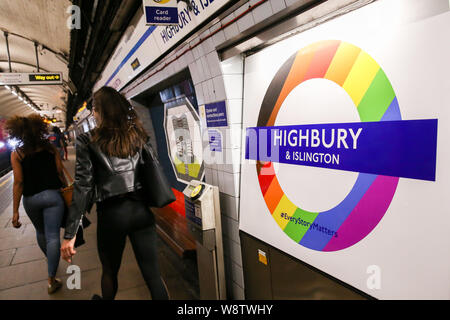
[208,129,222,152]
[145,5,179,25]
[205,101,228,127]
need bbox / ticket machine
[183,180,226,300]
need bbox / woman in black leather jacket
[60,86,169,300]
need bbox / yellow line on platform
[0,176,12,188]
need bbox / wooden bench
[152,206,196,259]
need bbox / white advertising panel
[164,97,204,184]
[239,0,450,299]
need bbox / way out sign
[143,0,179,25]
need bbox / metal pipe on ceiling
[34,42,40,72]
[3,31,12,72]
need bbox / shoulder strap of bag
[16,149,24,162]
[62,163,74,185]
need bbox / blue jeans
[23,189,65,278]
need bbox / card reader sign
[143,0,178,25]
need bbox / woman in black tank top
[6,115,68,294]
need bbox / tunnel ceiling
[0,0,142,129]
[0,0,72,127]
[67,0,142,128]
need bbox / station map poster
[239,0,450,299]
[164,96,204,184]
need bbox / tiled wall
[201,54,245,300]
[124,0,363,299]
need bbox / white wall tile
[210,25,226,47]
[251,0,273,24]
[285,0,300,7]
[221,11,236,26]
[224,22,239,40]
[166,61,175,76]
[206,78,215,104]
[217,169,226,194]
[194,82,205,105]
[212,76,226,102]
[192,40,204,60]
[194,59,205,83]
[177,54,186,70]
[199,29,215,55]
[205,167,213,184]
[202,37,215,56]
[172,58,181,73]
[184,50,195,65]
[201,81,210,105]
[222,171,240,197]
[209,21,222,35]
[221,215,240,243]
[211,168,219,187]
[269,0,286,13]
[219,192,239,221]
[200,56,212,80]
[206,51,222,78]
[204,147,218,170]
[235,4,255,33]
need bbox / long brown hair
[92,86,148,158]
[5,115,53,156]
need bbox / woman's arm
[61,133,95,262]
[63,133,94,239]
[10,151,23,228]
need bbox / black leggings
[96,196,169,300]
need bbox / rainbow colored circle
[153,0,171,4]
[256,40,401,252]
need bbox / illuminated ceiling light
[11,90,18,96]
[4,85,11,91]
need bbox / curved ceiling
[0,0,71,127]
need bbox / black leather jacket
[64,132,145,239]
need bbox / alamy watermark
[67,5,81,30]
[66,264,81,290]
[366,265,381,290]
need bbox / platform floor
[0,146,199,300]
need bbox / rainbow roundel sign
[245,40,438,252]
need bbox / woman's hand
[61,237,77,263]
[12,212,21,229]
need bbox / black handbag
[139,143,176,208]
